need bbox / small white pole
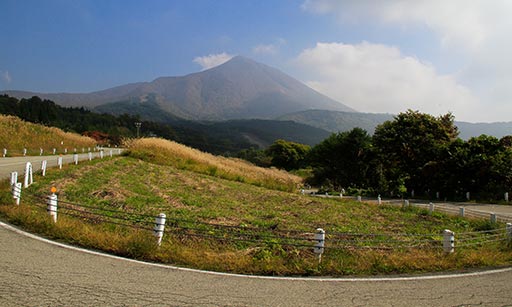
[505,192,509,202]
[109,150,113,157]
[73,148,77,153]
[23,148,27,156]
[506,223,512,244]
[377,195,382,205]
[58,156,63,169]
[88,152,92,161]
[403,199,409,209]
[153,213,166,246]
[314,228,325,263]
[24,162,33,188]
[357,196,362,202]
[459,207,465,217]
[10,171,18,186]
[490,213,497,224]
[466,192,470,201]
[40,148,43,156]
[436,192,440,199]
[41,160,47,176]
[3,148,6,157]
[64,148,67,154]
[339,192,343,199]
[100,150,104,159]
[82,148,85,153]
[53,148,56,155]
[443,229,455,253]
[411,190,415,198]
[429,202,434,214]
[13,182,22,205]
[47,188,58,223]
[73,153,78,165]
[117,149,121,155]
[88,147,91,152]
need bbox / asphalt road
[1,223,511,306]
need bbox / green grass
[1,155,511,276]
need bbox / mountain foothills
[3,56,354,120]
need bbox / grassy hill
[0,115,96,155]
[1,136,510,276]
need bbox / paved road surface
[0,149,122,180]
[1,223,512,307]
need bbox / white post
[10,171,18,186]
[47,191,58,223]
[73,148,76,153]
[339,192,343,199]
[73,153,78,165]
[82,148,85,153]
[153,213,166,246]
[411,190,415,198]
[100,150,104,159]
[490,213,497,224]
[88,152,92,161]
[64,148,67,154]
[40,148,43,156]
[443,229,455,253]
[429,202,434,214]
[117,149,121,155]
[466,192,470,201]
[3,148,6,157]
[436,192,440,199]
[23,148,27,156]
[377,195,382,205]
[314,228,325,263]
[53,148,56,155]
[58,156,63,169]
[459,207,465,217]
[24,162,33,188]
[88,147,91,152]
[41,160,47,176]
[12,182,22,205]
[403,199,409,209]
[505,192,509,202]
[357,196,362,202]
[109,150,113,157]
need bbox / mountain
[2,56,354,120]
[278,110,512,140]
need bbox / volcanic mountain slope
[3,56,354,120]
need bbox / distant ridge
[2,56,355,120]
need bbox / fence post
[73,153,78,165]
[12,182,22,205]
[314,228,325,263]
[23,148,27,156]
[40,148,43,156]
[100,150,104,159]
[443,229,455,253]
[459,207,465,217]
[490,213,497,224]
[153,213,166,246]
[58,156,63,169]
[3,148,6,157]
[88,152,92,161]
[429,202,434,214]
[47,187,58,223]
[10,171,18,186]
[53,148,56,155]
[506,223,512,244]
[41,160,47,176]
[109,150,113,157]
[24,162,33,188]
[377,195,382,205]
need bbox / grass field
[0,115,96,155]
[1,142,510,276]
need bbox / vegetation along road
[1,222,511,306]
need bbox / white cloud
[1,70,11,83]
[301,0,512,122]
[293,42,481,121]
[193,53,234,70]
[252,38,286,55]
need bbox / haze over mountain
[3,56,354,120]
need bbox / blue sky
[1,0,511,123]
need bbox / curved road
[1,153,512,306]
[1,223,511,306]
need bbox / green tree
[266,139,311,170]
[308,128,372,190]
[372,110,458,197]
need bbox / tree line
[262,110,512,202]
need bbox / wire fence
[8,183,512,254]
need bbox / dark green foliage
[266,139,311,170]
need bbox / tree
[308,128,372,189]
[372,110,458,197]
[266,139,311,170]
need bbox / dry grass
[125,137,302,192]
[0,115,96,155]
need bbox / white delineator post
[53,148,56,155]
[506,223,512,244]
[505,192,509,202]
[23,148,27,156]
[41,160,47,176]
[58,156,63,169]
[47,187,58,223]
[109,150,113,157]
[40,148,43,156]
[314,228,325,263]
[3,148,6,157]
[443,229,455,254]
[459,207,465,217]
[403,199,409,209]
[12,182,22,205]
[88,152,92,161]
[10,171,18,186]
[24,162,33,188]
[100,150,104,159]
[73,153,78,165]
[377,195,382,205]
[490,213,497,224]
[357,196,362,202]
[429,202,434,214]
[153,213,166,246]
